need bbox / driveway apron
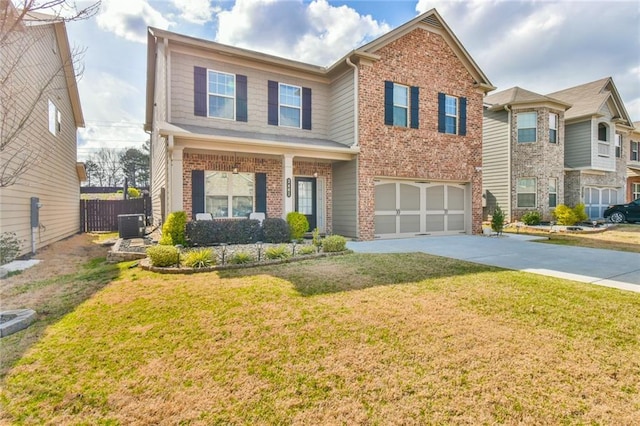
[348,234,640,293]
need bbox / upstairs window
[548,178,557,208]
[598,123,608,141]
[268,80,312,130]
[194,67,247,122]
[385,81,419,129]
[615,133,622,158]
[208,71,235,120]
[549,113,558,143]
[631,141,639,161]
[48,100,60,135]
[437,92,466,135]
[279,83,302,128]
[517,112,537,143]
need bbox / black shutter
[410,86,419,129]
[194,67,207,117]
[459,97,467,136]
[302,87,312,130]
[255,173,267,214]
[437,92,446,133]
[192,170,205,217]
[236,74,247,122]
[268,80,278,125]
[384,81,394,125]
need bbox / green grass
[2,253,639,424]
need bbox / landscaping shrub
[230,219,262,244]
[553,204,588,226]
[298,245,316,255]
[491,205,505,235]
[521,211,542,226]
[262,218,290,243]
[182,248,215,268]
[265,245,290,260]
[286,212,309,240]
[185,219,262,246]
[574,203,589,223]
[0,232,22,265]
[161,211,187,246]
[146,245,180,267]
[322,235,347,253]
[229,251,255,264]
[185,220,218,246]
[312,227,322,249]
[127,187,141,198]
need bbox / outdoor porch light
[313,171,318,178]
[256,241,263,261]
[232,164,239,174]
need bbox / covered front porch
[160,122,358,234]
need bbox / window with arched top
[598,123,608,141]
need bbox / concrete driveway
[348,234,640,293]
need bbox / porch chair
[195,213,213,221]
[249,212,266,225]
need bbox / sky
[61,0,640,161]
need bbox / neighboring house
[482,87,571,222]
[145,9,494,240]
[483,78,634,222]
[627,122,640,201]
[0,8,85,257]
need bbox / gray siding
[150,42,168,225]
[564,120,591,168]
[332,159,358,238]
[0,23,81,257]
[328,70,354,146]
[481,108,510,220]
[170,51,330,140]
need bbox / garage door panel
[400,184,420,210]
[448,186,465,211]
[426,186,445,210]
[448,214,465,232]
[400,215,420,233]
[375,215,396,234]
[375,184,396,210]
[425,215,445,232]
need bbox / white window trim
[631,141,639,162]
[517,112,537,143]
[48,100,58,136]
[444,94,458,135]
[615,133,622,158]
[204,171,255,218]
[633,183,640,200]
[549,113,558,143]
[516,177,537,208]
[393,83,409,127]
[548,177,558,208]
[279,83,302,129]
[207,70,236,121]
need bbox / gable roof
[145,8,494,130]
[547,77,632,126]
[484,86,571,110]
[354,9,494,93]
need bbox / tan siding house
[0,12,84,258]
[145,9,494,240]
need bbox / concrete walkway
[348,234,640,293]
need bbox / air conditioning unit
[118,214,145,239]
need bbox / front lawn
[2,253,639,424]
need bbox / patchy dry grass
[2,253,639,424]
[507,224,640,253]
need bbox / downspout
[345,55,359,147]
[505,105,512,222]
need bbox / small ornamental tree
[286,212,309,240]
[160,211,187,246]
[491,205,505,235]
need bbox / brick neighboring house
[0,6,85,258]
[483,78,634,222]
[626,122,640,202]
[145,9,494,240]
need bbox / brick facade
[510,107,566,221]
[356,28,484,239]
[182,151,332,231]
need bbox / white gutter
[345,56,359,147]
[505,105,512,222]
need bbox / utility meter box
[118,214,145,239]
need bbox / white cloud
[171,0,218,24]
[96,0,173,43]
[216,0,390,66]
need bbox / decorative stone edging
[139,250,352,274]
[0,309,37,338]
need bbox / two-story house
[145,9,494,240]
[482,78,634,222]
[0,8,85,258]
[626,122,640,202]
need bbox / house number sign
[287,178,291,197]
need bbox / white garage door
[584,187,618,219]
[374,180,468,238]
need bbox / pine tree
[491,204,505,235]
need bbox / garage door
[374,180,468,238]
[584,187,618,219]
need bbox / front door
[295,177,316,230]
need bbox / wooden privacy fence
[80,197,151,232]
